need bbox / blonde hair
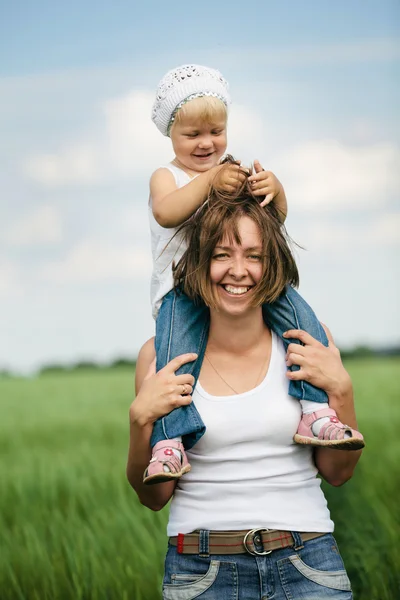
[173,157,299,309]
[170,96,227,132]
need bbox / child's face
[170,115,227,173]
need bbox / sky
[1,0,399,374]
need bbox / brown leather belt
[169,529,326,555]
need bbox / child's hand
[212,163,247,194]
[248,160,283,207]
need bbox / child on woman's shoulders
[144,64,364,485]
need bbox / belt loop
[177,533,184,554]
[199,529,210,557]
[292,531,304,551]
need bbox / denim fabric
[162,533,353,599]
[151,289,210,450]
[262,285,329,403]
[151,285,329,449]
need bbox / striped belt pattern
[169,529,326,555]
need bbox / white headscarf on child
[151,64,230,137]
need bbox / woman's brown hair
[173,156,299,309]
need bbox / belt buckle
[243,528,272,556]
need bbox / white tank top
[167,332,334,535]
[149,163,193,319]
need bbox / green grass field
[1,358,400,599]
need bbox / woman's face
[209,216,263,316]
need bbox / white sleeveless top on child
[149,163,194,319]
[167,332,334,536]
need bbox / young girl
[145,64,364,484]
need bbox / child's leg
[262,285,329,403]
[263,286,364,451]
[144,289,209,484]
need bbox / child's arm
[248,159,287,223]
[151,163,246,228]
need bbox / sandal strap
[155,454,182,474]
[152,439,185,452]
[319,421,351,441]
[310,407,337,420]
[150,442,184,474]
[301,408,355,441]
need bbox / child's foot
[143,439,191,485]
[294,407,365,450]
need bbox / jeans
[151,286,328,450]
[162,533,353,599]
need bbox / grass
[1,359,400,599]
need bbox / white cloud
[227,103,267,158]
[39,240,152,283]
[116,206,151,236]
[292,212,400,253]
[22,85,399,217]
[3,205,63,246]
[23,91,266,187]
[0,259,23,298]
[25,145,100,186]
[275,140,400,211]
[23,91,170,186]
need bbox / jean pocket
[286,554,351,591]
[277,536,352,599]
[172,573,206,584]
[163,560,220,600]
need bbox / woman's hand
[286,325,365,486]
[283,324,351,397]
[129,353,197,428]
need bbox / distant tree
[109,358,136,369]
[339,345,400,360]
[71,361,101,371]
[39,364,69,375]
[376,346,400,357]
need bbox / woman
[127,164,362,599]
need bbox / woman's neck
[207,307,269,355]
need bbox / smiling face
[169,97,227,173]
[210,216,264,316]
[173,161,300,311]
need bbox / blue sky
[1,1,399,372]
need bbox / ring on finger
[180,384,187,395]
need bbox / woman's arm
[126,338,196,510]
[315,377,362,486]
[284,325,363,486]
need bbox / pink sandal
[294,407,365,450]
[143,440,191,485]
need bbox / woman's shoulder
[137,337,155,366]
[135,337,156,394]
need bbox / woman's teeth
[223,285,250,295]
